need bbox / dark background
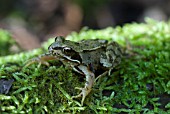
[0,0,169,50]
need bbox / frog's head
[48,36,81,63]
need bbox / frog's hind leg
[94,71,108,83]
[24,53,56,68]
[72,65,95,106]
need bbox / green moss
[0,18,170,113]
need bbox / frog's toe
[25,57,50,68]
[75,87,83,90]
[72,87,91,106]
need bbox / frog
[25,36,122,106]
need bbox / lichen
[0,18,170,113]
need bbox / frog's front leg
[72,65,95,106]
[25,53,56,67]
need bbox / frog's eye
[63,47,71,52]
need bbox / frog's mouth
[49,49,81,64]
[62,55,81,64]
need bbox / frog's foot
[24,54,56,68]
[72,86,92,106]
[25,57,50,68]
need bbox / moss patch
[0,18,170,113]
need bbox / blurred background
[0,0,169,50]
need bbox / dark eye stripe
[52,47,63,50]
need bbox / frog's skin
[26,36,122,105]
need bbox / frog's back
[78,39,108,51]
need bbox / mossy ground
[0,19,170,113]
